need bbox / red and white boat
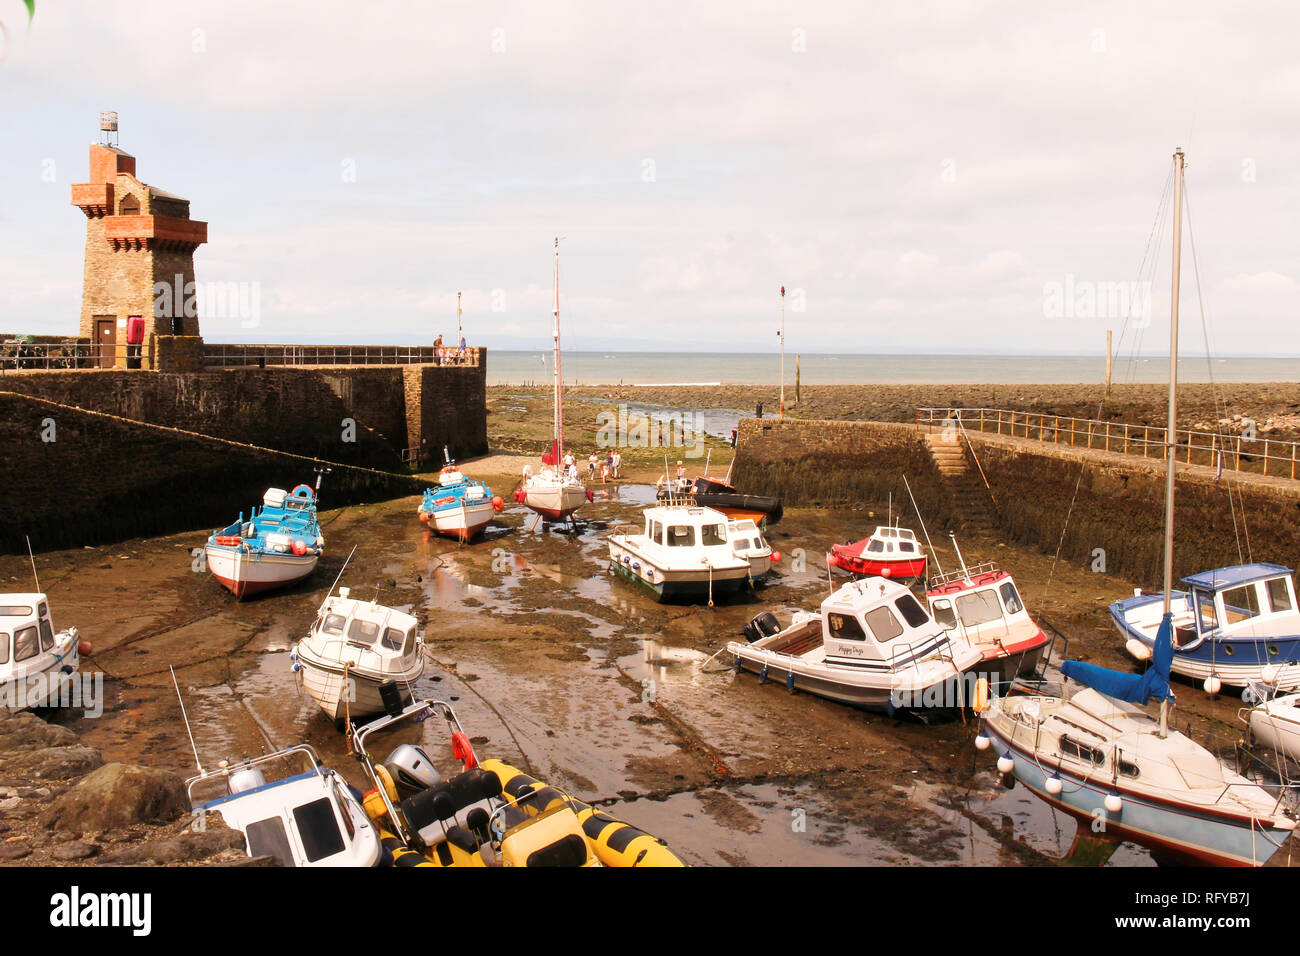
[515,238,591,524]
[828,526,927,582]
[926,557,1049,684]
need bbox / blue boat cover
[1060,611,1173,704]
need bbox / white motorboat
[729,577,983,711]
[608,502,755,603]
[205,485,324,599]
[1242,685,1300,762]
[926,558,1049,685]
[292,587,425,722]
[187,745,383,867]
[0,593,84,710]
[727,517,776,581]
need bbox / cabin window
[667,525,695,547]
[1221,584,1261,624]
[12,626,39,663]
[0,633,8,665]
[294,798,347,863]
[348,620,380,645]
[999,582,1024,615]
[863,606,904,643]
[37,616,53,652]
[827,613,866,640]
[898,541,915,553]
[894,593,930,629]
[381,627,405,651]
[956,590,1003,628]
[1059,734,1104,766]
[0,606,33,617]
[1195,591,1218,631]
[1116,756,1140,778]
[931,600,956,628]
[246,816,296,867]
[701,524,726,546]
[650,521,663,544]
[866,540,885,553]
[321,614,346,635]
[1267,578,1293,614]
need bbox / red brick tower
[70,113,207,368]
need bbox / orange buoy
[491,495,505,513]
[78,640,92,656]
[972,677,990,714]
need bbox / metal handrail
[917,406,1300,481]
[202,344,484,369]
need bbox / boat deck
[760,620,824,659]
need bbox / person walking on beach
[588,453,598,480]
[730,427,738,448]
[611,450,622,479]
[600,460,610,483]
[562,450,575,478]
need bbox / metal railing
[0,340,139,371]
[203,344,483,369]
[917,406,1300,481]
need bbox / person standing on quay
[433,334,444,366]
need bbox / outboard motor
[742,611,781,644]
[384,744,442,798]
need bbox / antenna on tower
[98,111,119,148]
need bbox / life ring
[434,496,454,506]
[213,535,241,547]
[290,484,314,500]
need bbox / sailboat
[514,238,591,523]
[976,149,1296,866]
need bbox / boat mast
[1160,147,1185,738]
[553,237,563,466]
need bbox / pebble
[51,841,98,862]
[0,797,20,812]
[0,842,31,861]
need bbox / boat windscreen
[293,797,346,863]
[999,582,1024,615]
[13,626,39,662]
[701,524,726,546]
[894,593,930,628]
[321,613,346,635]
[956,590,1002,627]
[246,816,296,867]
[348,619,380,645]
[1268,577,1294,613]
[380,627,406,652]
[863,606,904,643]
[667,526,695,547]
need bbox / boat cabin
[1177,564,1299,647]
[863,526,923,559]
[305,591,422,671]
[638,504,744,562]
[188,745,380,867]
[927,565,1032,644]
[0,594,65,681]
[819,578,950,667]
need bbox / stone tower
[70,114,207,368]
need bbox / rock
[97,828,244,866]
[41,763,187,832]
[51,841,98,861]
[0,842,31,861]
[0,797,20,812]
[0,714,78,753]
[9,746,103,781]
[220,854,281,867]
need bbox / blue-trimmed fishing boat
[417,454,503,542]
[1112,563,1300,690]
[205,484,324,599]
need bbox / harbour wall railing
[917,406,1300,482]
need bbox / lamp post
[779,285,786,420]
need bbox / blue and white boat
[1112,563,1300,691]
[205,484,324,599]
[417,455,502,542]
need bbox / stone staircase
[923,432,999,536]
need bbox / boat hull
[984,715,1294,867]
[609,557,751,602]
[522,484,588,521]
[1,634,81,710]
[297,656,420,722]
[206,545,318,599]
[426,500,496,541]
[829,551,928,581]
[660,491,782,525]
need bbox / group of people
[432,334,469,365]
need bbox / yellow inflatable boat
[353,697,684,867]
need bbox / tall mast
[553,237,563,462]
[457,291,462,345]
[1159,147,1185,737]
[779,286,786,419]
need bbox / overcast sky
[2,1,1297,354]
